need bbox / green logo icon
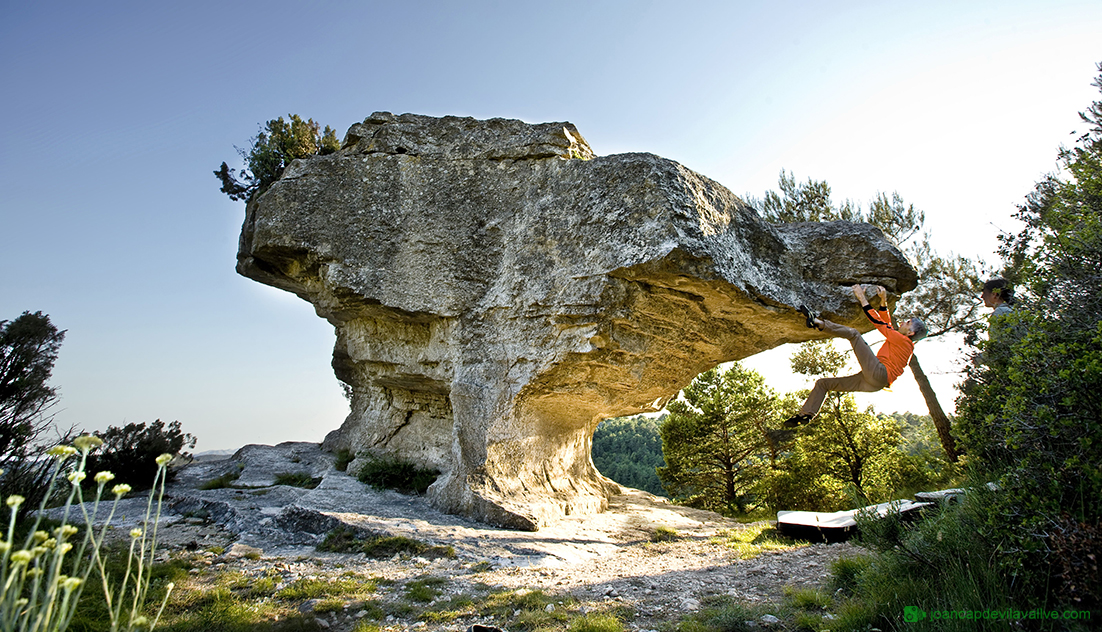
[904,606,927,622]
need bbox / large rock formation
[237,112,918,530]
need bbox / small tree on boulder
[216,114,340,202]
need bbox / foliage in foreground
[2,436,174,632]
[953,60,1102,613]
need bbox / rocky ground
[52,443,869,631]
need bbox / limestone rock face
[237,112,918,530]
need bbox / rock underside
[237,112,918,530]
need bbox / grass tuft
[782,585,831,610]
[829,555,871,596]
[198,471,241,490]
[403,576,447,603]
[273,472,323,489]
[712,523,805,559]
[567,612,625,632]
[650,525,679,542]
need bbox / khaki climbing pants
[798,319,889,417]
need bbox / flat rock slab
[50,442,744,566]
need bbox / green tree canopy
[215,115,340,202]
[0,311,75,516]
[591,414,666,496]
[657,364,780,515]
[766,341,913,508]
[0,311,65,456]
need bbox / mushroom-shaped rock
[237,112,917,530]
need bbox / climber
[768,284,926,444]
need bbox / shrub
[356,455,439,495]
[334,449,355,472]
[85,420,195,491]
[825,491,1024,630]
[317,525,454,559]
[650,525,678,542]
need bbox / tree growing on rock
[215,114,340,202]
[657,364,781,515]
[751,172,983,461]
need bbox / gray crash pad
[776,499,932,543]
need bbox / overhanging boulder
[237,112,918,530]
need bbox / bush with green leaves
[826,491,1022,631]
[84,420,195,491]
[356,454,439,495]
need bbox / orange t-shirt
[864,305,914,385]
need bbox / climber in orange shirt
[773,284,926,440]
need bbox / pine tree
[656,364,779,515]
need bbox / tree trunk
[908,354,958,462]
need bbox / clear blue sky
[2,1,1100,451]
